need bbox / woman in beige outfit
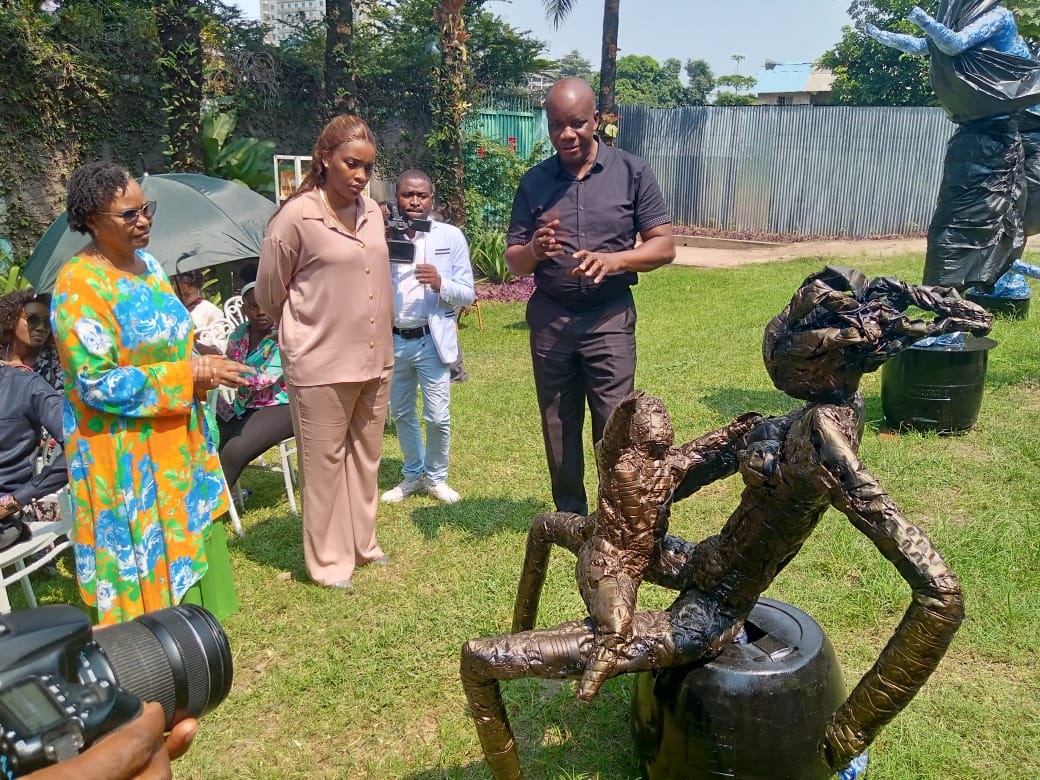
[256,116,392,589]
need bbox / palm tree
[543,0,621,118]
[430,0,470,226]
[325,0,359,115]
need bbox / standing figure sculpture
[461,267,992,779]
[866,2,1040,290]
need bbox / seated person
[0,360,66,549]
[216,282,292,488]
[172,269,227,354]
[0,288,64,390]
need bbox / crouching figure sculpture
[460,267,992,779]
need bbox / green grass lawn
[18,251,1040,779]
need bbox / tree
[713,73,756,106]
[684,59,715,105]
[819,0,936,106]
[542,0,622,118]
[613,54,701,107]
[325,0,359,114]
[1006,0,1040,38]
[429,0,470,225]
[155,0,205,171]
[467,10,547,97]
[556,49,595,82]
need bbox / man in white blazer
[381,170,475,504]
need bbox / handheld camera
[0,604,233,778]
[385,201,432,263]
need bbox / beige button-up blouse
[256,188,393,387]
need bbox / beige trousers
[288,373,390,585]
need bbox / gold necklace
[89,245,139,273]
[320,187,357,236]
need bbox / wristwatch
[0,494,20,514]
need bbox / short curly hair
[66,161,132,234]
[0,288,49,344]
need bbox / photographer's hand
[414,262,442,292]
[24,703,198,780]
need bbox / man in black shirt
[506,77,675,514]
[0,363,66,549]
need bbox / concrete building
[754,62,835,106]
[261,0,325,45]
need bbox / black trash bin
[631,598,844,780]
[880,335,997,434]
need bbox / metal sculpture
[866,2,1040,290]
[461,267,992,779]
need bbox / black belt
[393,324,430,339]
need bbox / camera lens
[89,605,233,730]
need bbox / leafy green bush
[201,111,276,195]
[468,229,511,283]
[462,131,547,236]
[2,266,31,295]
[1,240,30,294]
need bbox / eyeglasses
[22,314,50,332]
[97,201,157,225]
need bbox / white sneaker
[380,478,425,503]
[426,482,460,504]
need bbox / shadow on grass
[378,455,405,491]
[232,508,304,579]
[403,677,641,780]
[409,496,546,540]
[698,387,795,420]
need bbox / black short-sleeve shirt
[507,140,671,311]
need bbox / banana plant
[201,111,276,195]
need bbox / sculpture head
[763,266,993,403]
[603,391,675,458]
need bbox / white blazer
[401,220,475,364]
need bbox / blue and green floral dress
[52,250,237,625]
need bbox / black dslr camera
[0,604,232,778]
[385,201,432,263]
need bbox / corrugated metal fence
[617,104,954,236]
[466,107,548,159]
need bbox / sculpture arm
[908,6,1017,56]
[811,410,963,770]
[671,412,763,502]
[512,512,592,632]
[865,23,928,55]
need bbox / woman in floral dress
[52,161,251,625]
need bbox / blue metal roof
[754,62,815,94]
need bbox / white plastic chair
[224,295,245,327]
[196,317,233,353]
[232,437,299,518]
[225,480,244,538]
[275,437,299,516]
[0,488,73,614]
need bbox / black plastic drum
[880,335,997,434]
[965,290,1030,319]
[631,598,844,780]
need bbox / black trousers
[217,404,295,487]
[527,289,637,515]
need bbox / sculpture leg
[576,537,644,702]
[462,609,699,780]
[461,618,593,780]
[512,511,591,633]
